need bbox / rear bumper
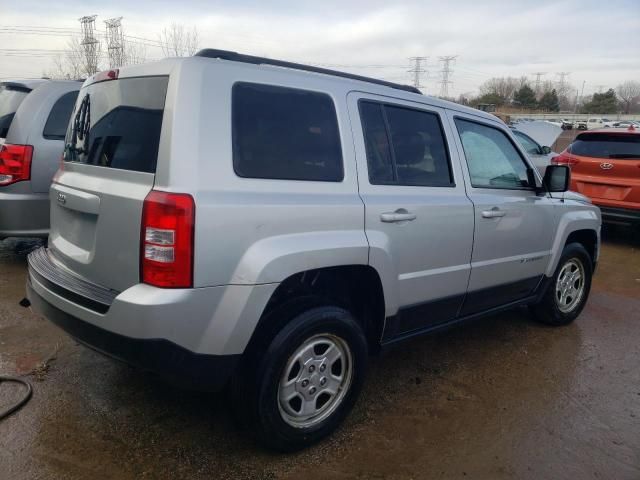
[598,206,640,224]
[26,246,279,390]
[0,188,49,238]
[27,279,239,391]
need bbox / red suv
[553,127,640,224]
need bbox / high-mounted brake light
[141,191,195,288]
[0,144,33,186]
[91,69,119,84]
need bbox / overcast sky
[1,0,639,96]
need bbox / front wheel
[233,305,368,451]
[531,243,593,326]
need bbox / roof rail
[194,49,422,95]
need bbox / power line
[408,56,428,91]
[438,55,457,98]
[532,72,546,94]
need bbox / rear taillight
[552,153,580,166]
[141,191,195,288]
[0,144,33,186]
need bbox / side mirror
[540,145,552,155]
[543,165,570,193]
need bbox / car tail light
[0,144,33,186]
[141,190,195,288]
[552,153,580,166]
[90,69,119,84]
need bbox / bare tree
[124,40,147,65]
[44,38,95,80]
[479,77,521,103]
[616,81,640,114]
[158,24,199,57]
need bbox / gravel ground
[1,225,639,479]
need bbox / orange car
[553,126,640,224]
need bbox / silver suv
[0,79,80,239]
[26,50,601,450]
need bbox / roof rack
[194,49,422,95]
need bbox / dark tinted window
[0,85,30,138]
[570,133,640,159]
[43,91,79,140]
[455,119,530,189]
[64,76,169,173]
[360,101,453,186]
[233,83,343,182]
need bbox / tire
[531,243,593,326]
[232,304,368,451]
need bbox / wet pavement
[1,227,639,479]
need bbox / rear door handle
[481,208,506,218]
[380,211,417,223]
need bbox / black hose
[0,376,33,420]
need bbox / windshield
[64,76,169,173]
[0,84,30,139]
[570,133,640,159]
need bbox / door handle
[380,211,417,223]
[481,208,506,218]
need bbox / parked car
[586,117,615,130]
[26,50,601,451]
[553,127,640,224]
[560,119,574,130]
[575,120,588,130]
[611,120,639,129]
[511,128,557,174]
[0,79,80,239]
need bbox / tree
[478,77,521,105]
[581,89,618,114]
[616,81,640,114]
[513,84,537,109]
[158,24,199,57]
[539,89,560,112]
[472,92,506,108]
[44,37,97,79]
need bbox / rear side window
[64,76,169,173]
[0,84,30,139]
[359,101,453,186]
[570,133,640,159]
[43,91,79,140]
[232,82,343,182]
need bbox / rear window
[570,133,640,159]
[64,76,169,173]
[43,91,79,140]
[0,84,30,139]
[232,82,343,182]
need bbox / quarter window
[455,119,531,190]
[43,91,79,140]
[359,101,453,186]
[232,83,343,182]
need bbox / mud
[1,226,639,479]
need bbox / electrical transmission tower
[556,71,571,93]
[104,17,125,68]
[408,57,428,91]
[533,72,546,94]
[438,55,458,98]
[79,15,100,75]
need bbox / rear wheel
[531,243,592,326]
[232,304,367,451]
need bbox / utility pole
[438,55,458,98]
[104,17,125,68]
[533,72,546,95]
[79,15,100,75]
[408,57,428,91]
